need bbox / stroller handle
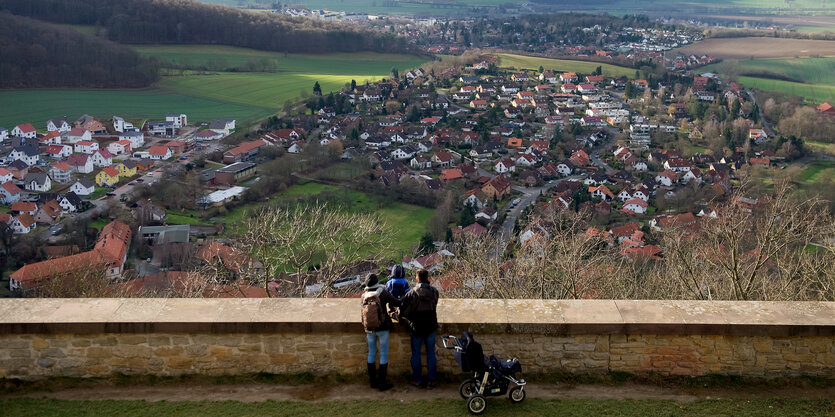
[441,335,462,350]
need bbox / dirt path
[7,381,835,403]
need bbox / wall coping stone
[1,299,833,336]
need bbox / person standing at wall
[361,273,401,391]
[400,268,439,389]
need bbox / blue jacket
[386,265,410,299]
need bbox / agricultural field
[496,54,635,78]
[701,57,835,85]
[737,76,835,104]
[0,47,427,128]
[132,46,427,75]
[799,160,835,183]
[197,0,522,15]
[158,72,368,109]
[676,37,835,60]
[0,89,275,129]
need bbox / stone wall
[0,299,833,380]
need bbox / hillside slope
[0,0,414,55]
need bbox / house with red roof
[45,144,72,159]
[67,153,93,174]
[148,145,174,160]
[0,181,22,203]
[431,151,455,168]
[108,140,133,155]
[11,123,36,138]
[440,168,463,182]
[49,161,73,184]
[817,102,835,116]
[622,198,649,215]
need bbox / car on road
[146,173,154,177]
[105,192,115,197]
[179,156,188,161]
[512,198,521,205]
[137,178,144,182]
[506,209,511,213]
[129,181,136,185]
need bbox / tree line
[0,12,159,88]
[0,0,418,55]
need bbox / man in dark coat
[400,268,439,389]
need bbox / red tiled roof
[149,146,170,156]
[101,166,120,178]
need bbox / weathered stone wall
[0,299,833,380]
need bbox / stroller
[442,332,526,415]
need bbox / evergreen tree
[313,81,322,96]
[418,233,435,255]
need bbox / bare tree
[235,203,392,297]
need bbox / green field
[497,54,635,78]
[799,161,835,183]
[158,72,369,108]
[703,57,835,86]
[807,141,835,157]
[0,47,426,128]
[3,397,834,417]
[0,88,275,129]
[737,76,835,104]
[133,46,427,75]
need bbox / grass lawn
[807,141,835,158]
[165,210,208,226]
[497,53,635,78]
[737,76,835,104]
[799,161,835,183]
[89,218,108,230]
[2,397,833,417]
[87,187,109,200]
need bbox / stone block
[71,339,91,347]
[87,347,112,359]
[92,336,118,346]
[113,345,152,359]
[166,357,194,370]
[148,336,171,347]
[154,346,184,357]
[32,338,49,349]
[37,358,55,368]
[237,344,263,353]
[39,348,66,358]
[88,365,110,376]
[185,345,208,357]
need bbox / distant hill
[0,12,159,88]
[0,0,414,55]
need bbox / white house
[494,158,516,174]
[108,140,132,155]
[516,153,537,167]
[655,170,678,186]
[664,158,691,173]
[8,146,39,166]
[556,161,573,176]
[148,146,173,160]
[119,131,145,149]
[0,168,12,184]
[11,124,37,138]
[66,127,92,144]
[91,149,113,167]
[23,172,51,192]
[46,118,71,133]
[208,119,236,135]
[59,192,83,213]
[74,140,99,154]
[390,146,417,160]
[632,161,648,171]
[0,127,8,141]
[617,189,633,202]
[0,181,22,204]
[70,178,96,196]
[67,154,94,174]
[166,113,188,128]
[48,161,73,184]
[623,198,648,215]
[112,116,136,133]
[11,215,35,234]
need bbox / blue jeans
[410,332,437,384]
[366,330,390,365]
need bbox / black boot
[367,363,378,389]
[377,364,393,392]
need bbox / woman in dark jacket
[362,273,400,391]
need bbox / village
[1,53,827,297]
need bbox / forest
[0,12,159,88]
[0,0,416,55]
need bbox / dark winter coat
[401,282,439,337]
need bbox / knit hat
[364,273,378,288]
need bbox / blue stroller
[442,332,526,415]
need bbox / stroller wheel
[466,394,487,415]
[509,386,526,403]
[459,379,478,399]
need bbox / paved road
[475,165,581,243]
